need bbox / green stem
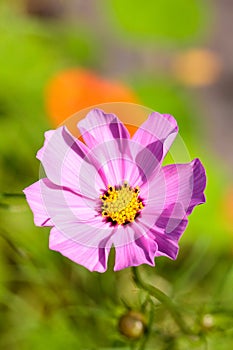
[0,193,25,198]
[138,298,154,350]
[132,267,193,335]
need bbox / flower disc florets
[100,182,144,225]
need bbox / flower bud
[118,311,146,339]
[201,313,215,331]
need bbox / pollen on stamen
[100,181,144,225]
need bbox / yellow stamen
[100,182,144,225]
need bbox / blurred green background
[0,0,232,349]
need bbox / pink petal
[37,126,105,199]
[113,223,158,271]
[36,129,55,161]
[161,159,206,214]
[139,203,188,259]
[133,140,163,184]
[141,158,206,217]
[186,158,206,214]
[93,140,141,187]
[77,109,137,187]
[23,178,97,228]
[49,227,111,272]
[153,232,179,260]
[24,179,114,271]
[23,180,53,227]
[132,112,178,162]
[154,203,188,240]
[52,214,114,250]
[78,108,130,149]
[90,137,163,189]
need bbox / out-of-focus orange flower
[45,68,139,126]
[172,49,222,87]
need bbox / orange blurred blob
[221,186,233,234]
[172,49,222,87]
[45,68,139,126]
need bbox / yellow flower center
[100,182,144,225]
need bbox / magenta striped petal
[78,108,130,149]
[114,230,157,271]
[132,112,178,159]
[49,227,110,272]
[37,126,106,199]
[23,178,98,227]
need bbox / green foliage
[104,0,208,45]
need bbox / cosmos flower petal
[154,203,189,241]
[113,224,158,271]
[113,236,157,271]
[23,180,53,227]
[139,201,188,250]
[141,158,206,217]
[36,129,55,161]
[91,139,141,187]
[36,126,105,198]
[77,109,139,187]
[24,178,115,260]
[185,158,206,214]
[160,158,206,215]
[153,232,179,260]
[23,178,97,227]
[134,140,163,184]
[78,108,130,150]
[132,112,178,160]
[91,138,164,190]
[49,227,110,272]
[160,159,207,215]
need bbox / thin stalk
[132,267,193,335]
[0,193,25,198]
[138,298,154,350]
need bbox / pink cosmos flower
[23,109,206,272]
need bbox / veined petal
[161,158,206,214]
[78,108,130,150]
[91,138,163,190]
[155,203,188,240]
[113,223,157,270]
[23,178,97,228]
[23,180,53,227]
[141,158,206,217]
[37,126,105,199]
[92,139,141,187]
[140,199,188,235]
[78,109,139,187]
[132,112,178,164]
[134,140,163,184]
[139,202,188,259]
[114,236,157,271]
[36,129,55,161]
[154,232,179,260]
[49,227,111,273]
[186,158,206,214]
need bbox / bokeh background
[0,0,232,349]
